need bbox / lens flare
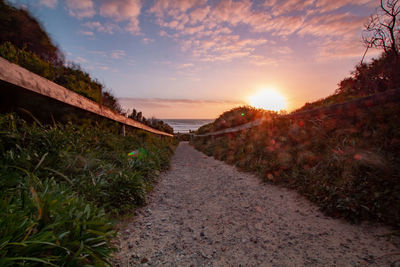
[249,89,287,111]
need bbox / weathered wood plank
[0,57,173,137]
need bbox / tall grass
[0,113,177,265]
[192,103,400,227]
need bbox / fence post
[120,124,126,136]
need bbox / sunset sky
[10,0,379,118]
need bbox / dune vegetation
[0,113,177,266]
[192,45,400,227]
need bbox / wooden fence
[0,57,173,137]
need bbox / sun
[248,89,287,111]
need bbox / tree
[363,0,400,60]
[136,111,142,121]
[128,109,137,120]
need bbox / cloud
[183,35,270,62]
[253,15,304,35]
[149,0,202,17]
[141,37,154,44]
[275,46,293,55]
[83,21,118,34]
[78,30,94,36]
[312,37,365,61]
[148,0,298,64]
[190,6,210,24]
[119,97,244,109]
[39,0,57,8]
[248,55,279,66]
[65,0,95,18]
[118,97,246,119]
[75,56,87,63]
[177,63,194,69]
[120,97,244,105]
[298,13,366,38]
[315,0,374,13]
[110,50,126,59]
[264,0,314,16]
[99,0,142,34]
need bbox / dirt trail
[114,142,398,266]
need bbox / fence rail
[0,57,173,137]
[196,88,400,137]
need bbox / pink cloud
[147,0,374,64]
[177,63,194,69]
[249,55,279,66]
[78,30,94,36]
[83,21,118,34]
[251,15,304,35]
[39,0,57,8]
[100,0,142,34]
[141,37,154,44]
[313,37,365,60]
[265,0,314,15]
[110,50,126,59]
[315,0,374,13]
[190,6,210,24]
[149,0,203,17]
[298,13,366,37]
[66,0,95,18]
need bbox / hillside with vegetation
[192,1,400,227]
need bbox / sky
[10,0,379,119]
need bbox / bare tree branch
[363,0,399,57]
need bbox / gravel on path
[114,142,399,266]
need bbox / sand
[113,142,399,266]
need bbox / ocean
[163,119,214,133]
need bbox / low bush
[0,113,177,265]
[192,102,400,227]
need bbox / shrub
[0,113,177,264]
[192,102,400,227]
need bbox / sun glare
[248,89,287,111]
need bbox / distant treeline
[0,0,172,134]
[128,109,173,134]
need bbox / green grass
[0,113,177,265]
[192,102,400,227]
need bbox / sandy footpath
[114,142,399,266]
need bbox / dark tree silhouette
[362,0,400,61]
